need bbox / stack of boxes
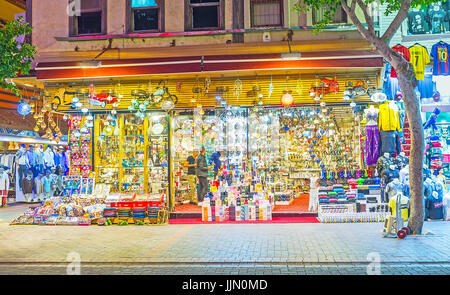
[201,197,272,222]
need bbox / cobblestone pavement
[0,205,449,275]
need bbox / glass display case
[93,112,169,195]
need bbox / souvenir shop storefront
[11,49,423,226]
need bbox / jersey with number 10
[431,42,450,76]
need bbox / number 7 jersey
[431,41,450,76]
[409,45,430,80]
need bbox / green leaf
[0,16,37,95]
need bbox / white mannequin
[43,147,55,168]
[399,152,405,157]
[364,105,379,126]
[384,153,390,159]
[389,164,396,170]
[399,165,409,183]
[0,166,9,207]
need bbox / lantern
[281,92,294,107]
[17,102,32,116]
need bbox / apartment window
[128,0,163,32]
[313,6,347,25]
[186,0,223,30]
[70,0,106,36]
[251,0,283,27]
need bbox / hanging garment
[378,101,402,132]
[365,125,380,166]
[426,195,444,219]
[43,149,55,168]
[0,171,9,191]
[42,176,52,194]
[21,178,34,195]
[409,45,430,80]
[383,64,401,100]
[417,74,434,99]
[380,131,402,156]
[428,9,446,34]
[34,176,43,196]
[431,41,450,76]
[408,10,428,34]
[390,45,411,78]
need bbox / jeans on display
[197,176,209,202]
[18,165,28,191]
[365,125,380,166]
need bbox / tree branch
[381,0,412,44]
[340,0,372,42]
[356,0,374,34]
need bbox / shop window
[250,0,283,27]
[312,5,347,25]
[186,0,223,30]
[407,2,450,35]
[128,0,163,32]
[69,0,106,36]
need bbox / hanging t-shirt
[431,41,450,75]
[408,10,428,34]
[409,45,430,80]
[390,45,411,78]
[429,10,447,34]
[426,195,444,219]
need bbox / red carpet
[169,217,319,224]
[174,195,311,214]
[272,195,310,212]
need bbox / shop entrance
[172,105,363,217]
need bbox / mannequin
[34,172,44,202]
[399,164,410,184]
[426,191,444,220]
[21,171,34,203]
[42,170,53,200]
[53,146,61,169]
[381,164,399,202]
[15,144,29,191]
[395,152,409,169]
[437,168,447,190]
[385,178,404,200]
[61,148,69,174]
[364,105,379,126]
[26,145,38,177]
[43,146,55,169]
[308,175,319,212]
[365,106,380,166]
[377,153,394,176]
[0,166,10,207]
[35,145,44,175]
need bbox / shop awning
[35,50,383,81]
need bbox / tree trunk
[396,63,424,235]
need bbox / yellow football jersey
[409,45,430,80]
